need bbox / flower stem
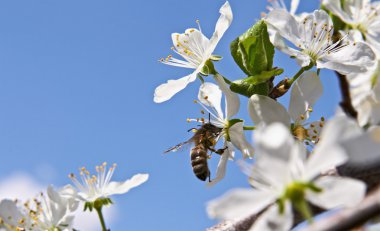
[95,206,108,231]
[287,67,306,86]
[243,126,255,130]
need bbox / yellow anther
[69,173,75,178]
[193,100,198,104]
[186,118,191,122]
[204,96,209,100]
[308,107,313,112]
[200,110,205,114]
[321,116,325,121]
[300,114,305,120]
[319,122,324,127]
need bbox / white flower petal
[322,0,354,24]
[272,33,311,67]
[207,188,277,220]
[290,0,300,15]
[207,143,230,187]
[229,122,254,158]
[250,202,293,231]
[0,199,23,227]
[318,42,376,74]
[252,123,296,189]
[248,95,291,127]
[308,176,366,209]
[106,173,149,195]
[265,9,301,46]
[154,72,198,103]
[289,72,323,123]
[342,126,380,167]
[205,1,233,59]
[305,117,358,179]
[199,82,224,119]
[214,74,240,119]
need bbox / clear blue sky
[0,0,338,230]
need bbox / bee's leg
[187,128,198,132]
[208,146,228,155]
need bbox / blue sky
[0,0,340,230]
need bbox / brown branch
[303,186,380,231]
[335,72,358,119]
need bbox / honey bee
[164,122,227,182]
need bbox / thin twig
[335,72,358,119]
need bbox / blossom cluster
[155,0,380,230]
[0,163,148,231]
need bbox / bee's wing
[163,140,193,153]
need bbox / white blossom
[207,122,365,230]
[0,185,78,231]
[154,2,233,103]
[195,78,254,186]
[249,72,324,144]
[266,9,376,74]
[322,0,380,56]
[68,162,148,203]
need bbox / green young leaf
[230,20,275,76]
[230,80,270,97]
[229,68,282,97]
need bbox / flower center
[299,18,350,63]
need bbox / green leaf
[230,20,275,76]
[229,68,282,97]
[230,80,270,97]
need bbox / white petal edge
[199,82,224,119]
[207,188,277,220]
[289,72,323,123]
[154,72,197,103]
[318,42,376,74]
[229,122,254,158]
[214,74,240,119]
[106,173,149,195]
[248,95,291,127]
[207,142,231,187]
[205,1,233,59]
[307,176,366,209]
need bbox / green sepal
[84,198,113,212]
[199,59,216,76]
[228,118,244,128]
[210,55,223,61]
[230,20,275,76]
